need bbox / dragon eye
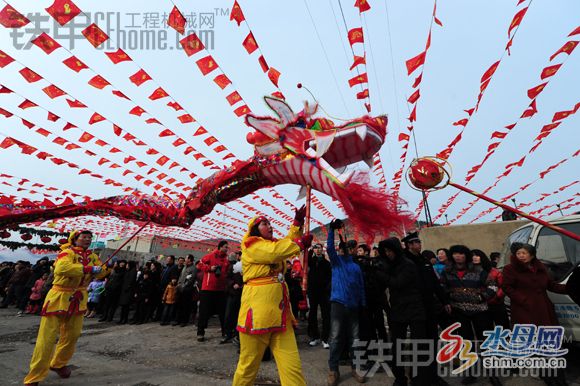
[295,118,306,128]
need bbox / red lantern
[408,158,445,190]
[21,233,33,241]
[0,230,10,239]
[41,236,52,243]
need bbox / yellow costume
[233,217,307,386]
[24,232,107,385]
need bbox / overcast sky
[0,0,578,241]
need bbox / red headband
[253,216,269,226]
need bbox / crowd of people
[2,219,578,386]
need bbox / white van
[500,214,580,343]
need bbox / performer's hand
[295,234,313,250]
[293,205,307,227]
[329,218,344,230]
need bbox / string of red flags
[435,0,532,163]
[392,0,442,196]
[228,0,285,99]
[432,21,576,224]
[450,149,579,224]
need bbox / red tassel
[335,172,412,243]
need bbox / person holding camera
[196,241,230,342]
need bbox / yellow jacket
[237,222,302,334]
[42,246,107,316]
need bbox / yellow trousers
[233,326,306,386]
[23,314,84,384]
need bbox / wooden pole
[449,182,580,242]
[301,185,312,293]
[101,221,151,267]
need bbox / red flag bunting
[268,67,281,87]
[63,122,76,130]
[111,90,128,99]
[105,48,131,64]
[167,101,183,111]
[180,33,205,56]
[552,109,576,122]
[213,74,231,89]
[157,156,169,166]
[508,7,528,38]
[196,55,218,75]
[173,138,186,147]
[226,91,242,106]
[549,41,578,61]
[45,0,81,26]
[490,131,507,139]
[481,60,500,83]
[149,87,169,100]
[348,28,364,46]
[242,32,258,54]
[527,82,547,100]
[129,106,145,116]
[194,127,208,136]
[0,50,14,68]
[168,6,186,34]
[82,23,109,48]
[258,55,269,72]
[520,99,537,118]
[407,89,420,104]
[350,55,366,70]
[234,105,250,117]
[0,5,30,28]
[569,26,580,37]
[214,145,227,153]
[408,105,417,122]
[177,114,195,124]
[88,113,105,125]
[348,73,368,87]
[42,84,66,99]
[47,112,59,122]
[540,63,562,80]
[31,33,61,54]
[452,118,468,127]
[129,69,152,86]
[354,0,371,13]
[412,73,422,88]
[271,91,285,100]
[405,51,426,75]
[230,1,245,26]
[357,89,370,100]
[19,68,42,83]
[78,132,94,143]
[19,100,37,109]
[158,129,174,138]
[88,75,110,89]
[62,56,87,72]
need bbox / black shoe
[180,323,187,327]
[220,337,232,344]
[197,335,205,342]
[461,376,477,385]
[160,322,168,326]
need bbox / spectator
[285,259,303,322]
[1,261,32,314]
[86,277,105,319]
[472,249,509,329]
[99,260,126,322]
[197,241,230,342]
[131,270,155,325]
[489,252,501,268]
[118,261,137,324]
[440,245,497,385]
[434,248,450,277]
[160,278,178,326]
[502,243,570,386]
[379,237,428,386]
[223,254,243,343]
[307,243,332,349]
[326,219,366,386]
[23,258,50,314]
[174,254,197,327]
[155,255,179,321]
[402,232,449,386]
[0,261,14,300]
[27,272,49,315]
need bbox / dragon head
[245,96,387,198]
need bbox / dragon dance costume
[233,216,307,386]
[24,231,107,385]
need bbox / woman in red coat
[502,243,567,326]
[502,243,568,386]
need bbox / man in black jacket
[307,243,332,348]
[380,237,428,386]
[402,232,450,386]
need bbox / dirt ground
[1,308,578,386]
